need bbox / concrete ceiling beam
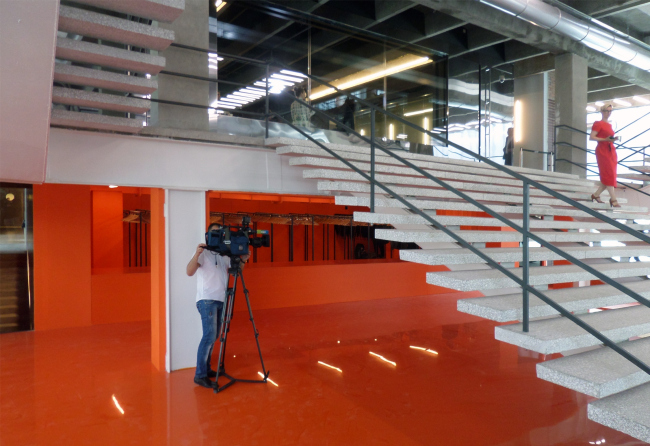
[589,76,633,93]
[588,85,650,103]
[412,0,650,91]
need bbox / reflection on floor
[0,292,643,445]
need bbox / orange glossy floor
[0,292,643,445]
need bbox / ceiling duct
[479,0,650,71]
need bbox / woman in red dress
[590,103,621,207]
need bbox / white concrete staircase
[270,135,650,443]
[51,0,184,133]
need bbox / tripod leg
[238,271,269,378]
[214,273,237,390]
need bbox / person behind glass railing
[502,127,514,166]
[590,103,621,208]
[291,87,313,129]
[341,96,356,133]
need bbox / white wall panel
[167,189,206,372]
[46,128,320,194]
[0,0,59,183]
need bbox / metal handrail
[150,42,650,377]
[290,69,650,241]
[271,104,650,377]
[557,158,650,198]
[554,123,650,181]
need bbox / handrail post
[265,63,270,139]
[370,108,376,213]
[522,180,530,332]
[519,147,523,167]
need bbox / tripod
[213,256,269,393]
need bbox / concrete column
[513,72,548,170]
[167,189,207,372]
[151,0,209,131]
[555,53,588,177]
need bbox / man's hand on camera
[196,243,207,256]
[241,254,250,263]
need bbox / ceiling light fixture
[586,106,596,112]
[595,101,605,107]
[280,69,307,78]
[613,98,631,107]
[310,55,432,101]
[271,73,304,83]
[215,0,227,12]
[404,108,433,117]
[634,96,650,104]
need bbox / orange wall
[235,261,452,311]
[91,190,123,269]
[33,184,153,331]
[91,270,150,324]
[33,184,92,330]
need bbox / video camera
[205,216,270,258]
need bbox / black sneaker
[207,369,217,378]
[194,376,215,389]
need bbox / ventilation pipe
[479,0,650,70]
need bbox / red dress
[592,120,617,186]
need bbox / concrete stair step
[56,37,165,75]
[319,181,640,210]
[619,173,650,182]
[400,246,650,265]
[375,228,649,244]
[50,109,143,133]
[281,148,593,189]
[290,157,594,193]
[306,168,599,201]
[68,0,185,23]
[353,211,649,231]
[426,262,650,291]
[52,87,150,113]
[632,165,650,173]
[267,136,581,180]
[54,63,157,94]
[334,195,647,220]
[458,281,650,322]
[537,337,650,398]
[495,305,650,354]
[58,5,175,51]
[588,381,650,443]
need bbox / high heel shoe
[610,198,621,208]
[591,194,604,203]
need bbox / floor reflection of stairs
[0,253,30,334]
[271,136,650,443]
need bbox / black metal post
[271,224,274,262]
[370,108,376,213]
[350,217,353,259]
[265,64,270,138]
[523,181,530,332]
[128,223,131,267]
[290,217,294,262]
[312,216,315,261]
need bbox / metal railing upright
[270,95,650,377]
[145,43,650,379]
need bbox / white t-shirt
[195,250,231,303]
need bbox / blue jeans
[195,299,224,379]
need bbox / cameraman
[186,226,250,389]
